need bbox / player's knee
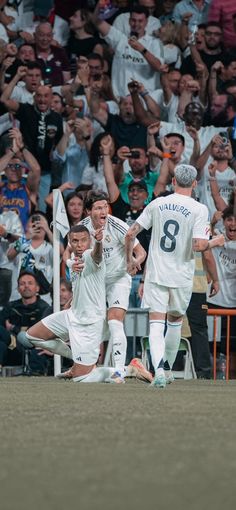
[108,308,126,322]
[168,314,183,323]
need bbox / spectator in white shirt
[91,5,164,98]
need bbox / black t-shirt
[105,113,147,149]
[0,297,50,334]
[111,193,151,271]
[66,34,104,58]
[15,104,63,174]
[181,50,227,78]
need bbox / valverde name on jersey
[158,202,192,218]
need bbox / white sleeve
[135,203,153,231]
[104,25,127,51]
[113,13,127,33]
[193,204,210,240]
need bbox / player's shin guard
[108,319,127,377]
[149,320,165,374]
[25,332,72,359]
[164,320,182,369]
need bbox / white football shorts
[143,281,193,316]
[42,309,105,365]
[106,274,131,310]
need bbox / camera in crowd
[127,150,140,159]
[219,131,229,145]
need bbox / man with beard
[115,145,158,204]
[209,55,236,97]
[181,22,226,77]
[203,94,228,126]
[196,134,235,226]
[0,271,50,375]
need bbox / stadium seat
[140,336,197,380]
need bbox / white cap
[174,164,197,187]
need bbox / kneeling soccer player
[26,225,114,382]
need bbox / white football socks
[149,320,166,374]
[108,319,127,377]
[164,320,182,369]
[26,332,72,359]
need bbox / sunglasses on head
[6,163,22,170]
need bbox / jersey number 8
[160,220,180,253]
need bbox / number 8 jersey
[137,193,210,288]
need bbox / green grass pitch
[1,378,236,510]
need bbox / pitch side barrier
[125,308,236,381]
[208,309,236,381]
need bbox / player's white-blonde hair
[174,164,197,188]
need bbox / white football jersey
[208,238,236,308]
[30,241,53,284]
[81,215,137,281]
[71,249,106,324]
[137,193,210,288]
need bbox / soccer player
[125,164,225,388]
[80,191,146,383]
[25,225,113,382]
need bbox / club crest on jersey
[105,235,111,242]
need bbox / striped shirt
[208,0,236,48]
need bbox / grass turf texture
[1,378,236,510]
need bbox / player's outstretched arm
[192,234,225,252]
[91,228,104,265]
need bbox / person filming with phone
[195,132,235,228]
[115,143,159,204]
[90,3,165,98]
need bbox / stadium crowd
[0,0,235,383]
